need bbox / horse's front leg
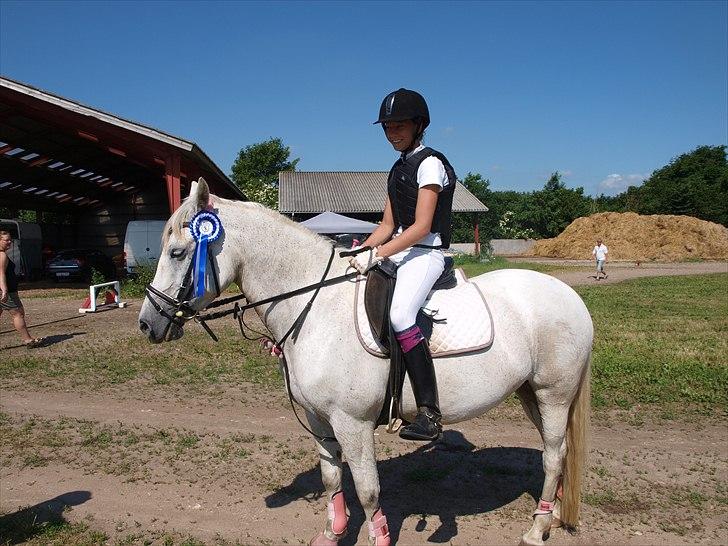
[308,413,349,546]
[332,414,391,546]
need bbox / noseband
[144,238,221,340]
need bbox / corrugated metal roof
[0,76,245,202]
[279,171,488,213]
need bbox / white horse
[139,179,592,546]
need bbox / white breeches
[388,247,445,332]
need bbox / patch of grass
[670,490,708,508]
[0,321,283,392]
[583,488,616,507]
[0,413,278,487]
[591,465,611,478]
[454,255,580,278]
[577,274,728,412]
[0,516,106,546]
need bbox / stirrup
[385,397,403,434]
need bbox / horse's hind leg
[308,413,348,546]
[515,382,543,435]
[516,383,564,525]
[520,398,569,546]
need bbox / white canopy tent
[299,211,379,234]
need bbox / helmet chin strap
[403,119,425,156]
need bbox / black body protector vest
[387,146,456,249]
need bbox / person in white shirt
[592,239,608,280]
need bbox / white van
[124,220,167,275]
[0,219,42,279]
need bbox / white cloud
[443,126,455,135]
[598,173,646,194]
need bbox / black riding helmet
[374,88,430,135]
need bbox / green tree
[230,137,299,208]
[521,172,592,238]
[635,145,727,225]
[451,173,494,243]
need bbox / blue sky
[1,0,726,196]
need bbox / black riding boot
[399,340,442,441]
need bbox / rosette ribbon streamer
[189,210,222,298]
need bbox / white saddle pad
[354,268,494,358]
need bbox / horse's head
[138,177,231,343]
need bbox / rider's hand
[349,247,382,274]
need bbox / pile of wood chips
[531,212,728,261]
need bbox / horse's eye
[170,248,187,259]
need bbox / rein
[144,242,369,443]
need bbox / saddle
[363,256,457,350]
[357,257,494,428]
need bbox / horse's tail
[560,353,591,529]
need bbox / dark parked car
[46,249,115,282]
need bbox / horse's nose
[139,320,150,334]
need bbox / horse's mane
[162,194,327,247]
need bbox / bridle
[143,227,221,341]
[144,241,368,442]
[142,239,369,442]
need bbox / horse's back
[472,268,592,335]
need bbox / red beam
[108,146,127,157]
[473,217,481,255]
[166,154,181,214]
[28,156,50,167]
[78,130,99,142]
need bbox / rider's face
[0,236,12,251]
[384,119,418,152]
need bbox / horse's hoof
[309,531,341,546]
[519,535,545,546]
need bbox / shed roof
[0,76,244,212]
[279,171,488,214]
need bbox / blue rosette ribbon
[189,210,222,298]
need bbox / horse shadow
[266,430,544,544]
[0,490,92,544]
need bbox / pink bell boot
[367,507,391,546]
[309,491,348,546]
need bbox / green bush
[121,263,157,298]
[90,267,106,285]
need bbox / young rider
[350,88,456,441]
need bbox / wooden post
[473,214,481,255]
[165,154,181,214]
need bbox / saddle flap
[363,266,395,346]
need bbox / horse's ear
[189,177,211,211]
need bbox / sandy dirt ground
[1,261,727,545]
